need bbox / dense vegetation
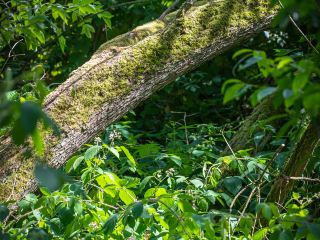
[0,0,319,239]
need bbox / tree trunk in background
[0,0,276,202]
[222,95,280,155]
[267,121,320,205]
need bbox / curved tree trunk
[0,0,276,201]
[267,120,320,205]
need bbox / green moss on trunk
[48,0,274,132]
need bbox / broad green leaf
[131,202,143,219]
[277,57,293,69]
[81,24,95,38]
[218,156,234,165]
[73,156,84,170]
[39,187,50,196]
[52,6,68,24]
[27,228,49,239]
[223,83,245,104]
[278,230,294,240]
[232,49,253,59]
[168,154,182,166]
[119,188,136,205]
[139,176,153,191]
[21,102,42,135]
[238,56,260,71]
[31,128,45,156]
[292,60,314,93]
[31,28,45,44]
[74,202,83,215]
[107,146,119,159]
[103,214,118,235]
[192,150,205,157]
[253,228,268,240]
[205,190,219,204]
[65,155,79,173]
[58,36,66,53]
[97,11,113,28]
[178,200,195,213]
[257,87,277,102]
[198,198,209,211]
[222,177,242,195]
[221,79,242,93]
[144,187,167,198]
[303,92,320,116]
[261,203,273,220]
[153,213,169,229]
[0,205,9,221]
[84,145,101,160]
[79,5,96,14]
[35,165,69,191]
[96,172,120,187]
[120,146,136,167]
[190,179,204,188]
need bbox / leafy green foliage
[0,118,318,238]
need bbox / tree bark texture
[267,121,320,205]
[222,95,280,155]
[0,0,276,201]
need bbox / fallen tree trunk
[0,0,276,201]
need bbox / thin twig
[230,144,286,234]
[256,144,285,183]
[159,0,180,20]
[278,0,319,54]
[1,39,23,73]
[285,176,320,183]
[221,131,236,157]
[4,206,44,231]
[230,182,254,210]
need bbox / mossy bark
[267,121,320,205]
[0,0,277,201]
[223,95,280,155]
